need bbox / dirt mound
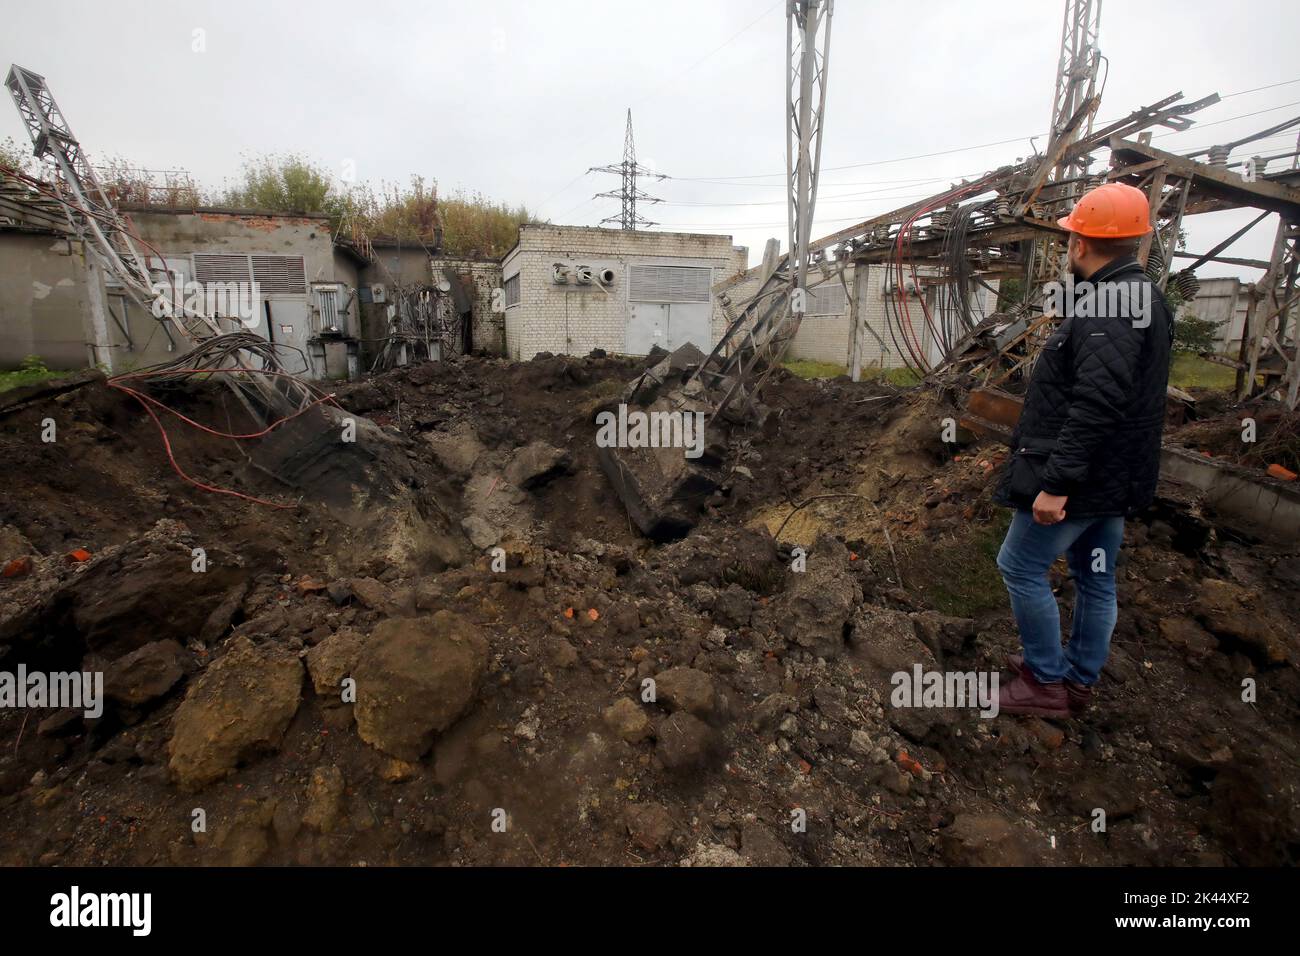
[0,353,1296,866]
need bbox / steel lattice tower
[590,109,665,230]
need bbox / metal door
[626,302,670,355]
[665,302,711,352]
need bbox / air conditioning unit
[370,283,386,303]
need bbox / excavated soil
[0,352,1297,866]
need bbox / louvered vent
[806,282,847,315]
[629,265,712,303]
[193,254,252,286]
[251,255,307,295]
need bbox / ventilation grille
[193,254,252,286]
[806,282,847,316]
[504,273,520,308]
[252,255,306,295]
[629,264,712,303]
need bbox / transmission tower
[589,109,665,230]
[1046,0,1103,189]
[1027,0,1104,302]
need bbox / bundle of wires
[107,334,343,509]
[880,174,1003,377]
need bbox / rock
[1193,578,1290,663]
[941,813,1035,866]
[302,765,345,833]
[326,580,353,606]
[104,639,184,707]
[0,524,36,563]
[513,705,540,741]
[910,610,976,663]
[850,603,936,675]
[353,612,489,760]
[210,810,272,866]
[339,381,388,414]
[625,802,675,850]
[655,712,719,771]
[37,708,82,737]
[849,729,874,755]
[349,577,394,613]
[505,441,573,489]
[422,423,485,477]
[711,584,753,628]
[812,684,848,722]
[461,515,501,550]
[603,698,652,743]
[305,628,365,696]
[681,842,748,867]
[544,636,579,670]
[753,693,797,733]
[654,667,716,718]
[740,824,792,867]
[1025,718,1065,750]
[1158,617,1218,661]
[774,534,861,659]
[167,638,303,792]
[379,758,420,783]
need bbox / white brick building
[500,224,748,360]
[715,262,999,371]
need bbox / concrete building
[1180,275,1252,356]
[0,205,512,379]
[0,205,361,379]
[500,224,747,361]
[0,225,102,370]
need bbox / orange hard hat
[1056,182,1152,239]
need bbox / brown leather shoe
[1063,680,1092,716]
[1008,654,1092,716]
[998,664,1070,718]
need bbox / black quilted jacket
[993,256,1173,518]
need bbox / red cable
[106,367,346,509]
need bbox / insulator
[1144,245,1164,283]
[1173,270,1200,302]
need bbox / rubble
[352,613,489,761]
[166,638,304,792]
[0,351,1294,867]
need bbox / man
[992,182,1173,718]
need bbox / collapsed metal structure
[3,64,321,418]
[700,0,1300,415]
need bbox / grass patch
[782,360,920,387]
[783,359,846,380]
[862,365,921,387]
[0,356,71,394]
[907,509,1012,618]
[1170,353,1236,390]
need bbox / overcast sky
[2,0,1297,277]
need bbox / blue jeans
[996,509,1124,685]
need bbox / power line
[665,79,1300,182]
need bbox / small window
[504,273,520,309]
